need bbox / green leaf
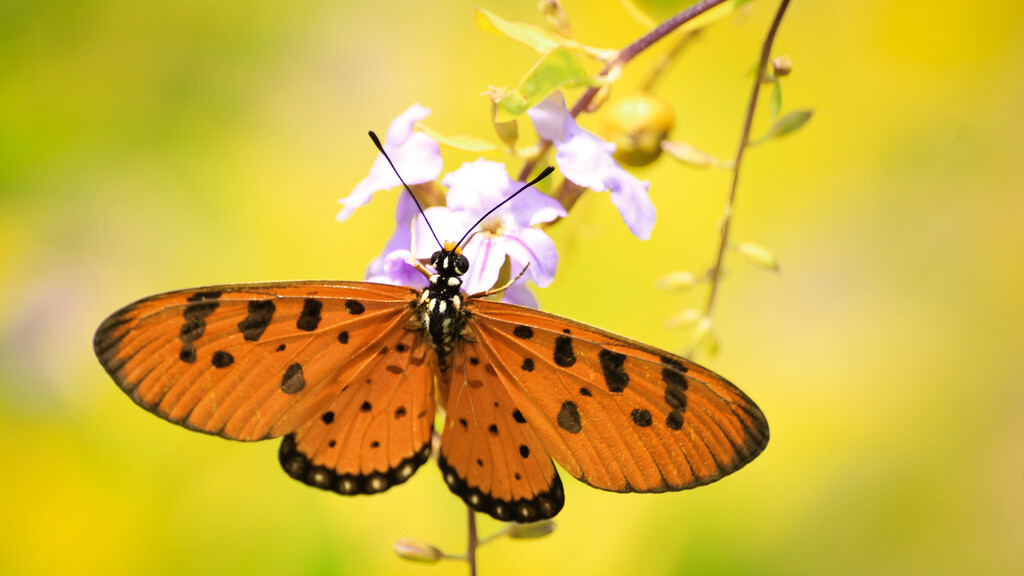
[475,7,562,53]
[769,81,782,120]
[751,108,813,145]
[495,47,593,121]
[475,7,616,61]
[418,126,496,152]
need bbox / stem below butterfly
[701,0,791,329]
[466,507,478,576]
[516,0,729,186]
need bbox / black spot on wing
[666,410,684,430]
[553,335,576,368]
[630,408,653,427]
[513,409,527,424]
[179,292,220,362]
[211,350,234,368]
[281,363,306,394]
[661,355,689,411]
[238,300,275,341]
[346,299,365,315]
[297,298,323,331]
[360,401,372,412]
[521,358,534,372]
[513,325,534,339]
[321,411,334,424]
[337,330,349,344]
[598,349,629,392]
[557,400,582,434]
[179,347,196,363]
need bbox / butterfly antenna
[368,130,443,250]
[455,166,556,250]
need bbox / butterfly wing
[461,297,768,496]
[437,336,565,522]
[95,281,437,494]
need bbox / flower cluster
[338,94,656,306]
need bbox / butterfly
[94,134,769,523]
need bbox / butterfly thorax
[417,246,470,374]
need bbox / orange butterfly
[94,139,768,523]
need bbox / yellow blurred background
[2,1,1021,574]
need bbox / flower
[336,104,442,222]
[406,160,565,307]
[527,92,656,240]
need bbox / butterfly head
[430,240,469,278]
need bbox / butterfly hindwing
[464,297,769,494]
[279,325,436,496]
[438,337,565,522]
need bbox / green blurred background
[2,1,1021,574]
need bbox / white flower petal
[337,104,441,222]
[606,170,656,240]
[461,235,504,295]
[527,92,573,143]
[501,228,558,288]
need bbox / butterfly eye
[430,250,443,267]
[452,254,469,275]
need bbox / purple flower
[527,92,656,240]
[407,160,565,307]
[336,104,442,222]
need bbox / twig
[702,0,791,323]
[466,507,478,576]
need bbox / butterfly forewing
[463,297,769,494]
[94,281,422,441]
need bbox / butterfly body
[95,245,768,523]
[418,244,470,374]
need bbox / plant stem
[517,0,729,182]
[466,507,478,576]
[702,0,791,323]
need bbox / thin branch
[517,0,729,182]
[466,507,478,576]
[703,0,791,321]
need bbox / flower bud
[506,520,557,539]
[656,270,699,291]
[393,538,443,563]
[666,308,703,330]
[771,55,793,77]
[538,0,571,37]
[601,92,675,166]
[734,242,780,272]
